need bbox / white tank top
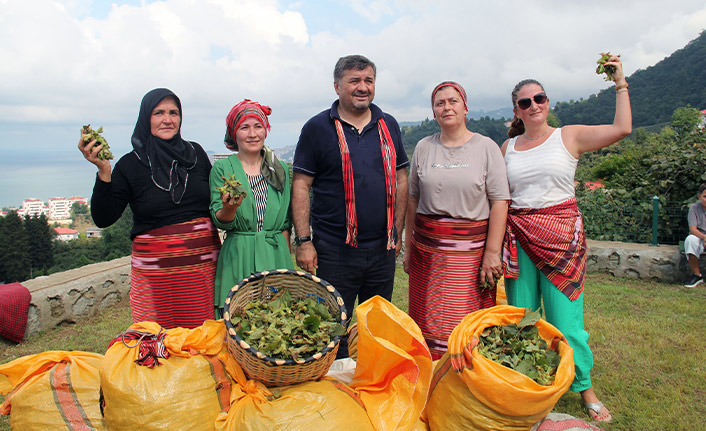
[505,128,578,209]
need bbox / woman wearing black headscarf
[79,88,220,329]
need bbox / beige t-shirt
[409,132,510,221]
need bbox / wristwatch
[294,236,311,246]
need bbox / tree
[71,202,89,218]
[50,237,105,274]
[102,207,133,260]
[547,111,561,128]
[576,112,706,244]
[671,106,701,136]
[70,202,92,226]
[24,214,54,277]
[0,211,31,282]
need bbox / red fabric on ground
[0,282,31,342]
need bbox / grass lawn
[1,269,705,430]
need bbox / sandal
[584,401,613,423]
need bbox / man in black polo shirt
[292,54,409,358]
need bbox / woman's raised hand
[601,52,626,84]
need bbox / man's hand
[296,242,318,274]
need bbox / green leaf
[329,323,347,337]
[270,288,292,309]
[303,315,321,332]
[516,359,535,376]
[518,309,541,328]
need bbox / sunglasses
[516,92,547,110]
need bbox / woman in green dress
[210,99,293,316]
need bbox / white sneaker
[684,274,703,288]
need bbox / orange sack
[351,296,433,431]
[426,305,575,431]
[215,295,433,431]
[0,350,106,430]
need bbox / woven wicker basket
[224,269,348,387]
[347,322,358,361]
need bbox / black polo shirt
[293,101,409,248]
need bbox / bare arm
[563,54,632,157]
[403,196,419,274]
[480,199,509,286]
[395,168,409,257]
[501,139,510,156]
[292,172,317,273]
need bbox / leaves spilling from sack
[230,289,346,361]
[477,309,561,386]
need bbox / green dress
[209,154,293,309]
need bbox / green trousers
[505,244,593,392]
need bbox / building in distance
[54,227,80,241]
[19,197,88,222]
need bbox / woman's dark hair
[507,79,545,138]
[699,183,706,195]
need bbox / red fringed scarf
[502,198,587,301]
[334,118,397,249]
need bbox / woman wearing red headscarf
[210,99,293,315]
[404,81,510,359]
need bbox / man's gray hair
[333,55,376,83]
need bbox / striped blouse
[247,173,268,231]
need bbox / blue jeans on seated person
[314,237,396,359]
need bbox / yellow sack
[411,418,430,431]
[215,296,432,431]
[100,320,235,431]
[351,296,433,431]
[215,377,375,430]
[496,277,508,305]
[0,350,105,430]
[426,305,575,431]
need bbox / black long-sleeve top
[91,143,212,239]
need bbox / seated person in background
[684,183,706,288]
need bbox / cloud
[1,0,705,206]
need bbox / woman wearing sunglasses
[501,54,631,423]
[404,81,510,359]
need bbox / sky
[1,0,706,207]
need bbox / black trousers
[314,237,396,358]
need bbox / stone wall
[586,240,700,284]
[6,240,699,341]
[20,256,131,338]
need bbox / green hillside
[554,30,706,127]
[401,31,706,154]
